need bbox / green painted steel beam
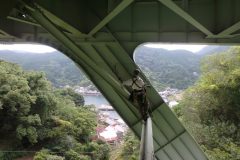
[0,27,17,39]
[7,15,89,38]
[25,5,142,134]
[207,21,240,38]
[154,130,186,153]
[0,29,13,37]
[36,4,87,37]
[88,0,134,36]
[158,0,213,36]
[218,21,240,36]
[27,6,128,99]
[105,27,130,57]
[87,9,131,60]
[7,16,41,27]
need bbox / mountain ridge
[0,45,230,90]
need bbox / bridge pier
[139,117,155,160]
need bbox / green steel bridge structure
[1,0,240,159]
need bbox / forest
[135,45,229,90]
[0,46,229,90]
[175,47,240,159]
[0,60,109,159]
[0,45,239,159]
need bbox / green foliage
[135,47,201,90]
[0,51,87,87]
[0,60,45,144]
[36,94,100,159]
[135,46,229,90]
[55,88,85,106]
[65,149,90,160]
[50,99,97,139]
[34,149,64,160]
[0,60,108,160]
[0,46,229,90]
[121,131,139,160]
[177,47,240,159]
[84,141,110,160]
[0,151,27,160]
[110,130,139,160]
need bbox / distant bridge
[1,0,240,159]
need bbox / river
[83,95,120,119]
[84,95,109,106]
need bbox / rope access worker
[122,69,149,121]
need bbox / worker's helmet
[133,69,140,75]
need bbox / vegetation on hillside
[135,47,200,90]
[110,131,139,160]
[1,45,238,159]
[0,46,229,90]
[0,51,88,88]
[174,47,240,159]
[0,60,109,160]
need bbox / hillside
[0,51,86,87]
[135,45,230,90]
[0,45,229,90]
[135,47,200,89]
[196,45,229,56]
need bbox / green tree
[0,60,105,160]
[55,88,84,106]
[110,130,139,160]
[84,141,110,160]
[0,61,49,144]
[34,149,64,160]
[177,47,240,159]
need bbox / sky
[0,43,207,53]
[0,44,57,53]
[144,43,207,53]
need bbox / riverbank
[74,86,101,96]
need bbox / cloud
[144,43,207,53]
[0,44,57,54]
